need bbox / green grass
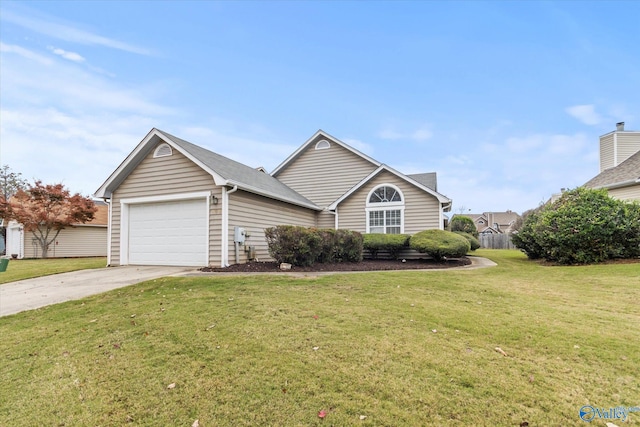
[0,250,638,426]
[0,257,107,284]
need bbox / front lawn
[0,257,107,285]
[0,250,638,425]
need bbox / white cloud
[378,125,433,142]
[50,47,85,62]
[566,104,602,125]
[342,138,374,156]
[0,42,52,65]
[2,7,151,55]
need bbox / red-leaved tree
[0,181,97,258]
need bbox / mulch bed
[200,257,472,273]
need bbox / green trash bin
[0,258,9,273]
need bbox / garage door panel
[128,198,207,266]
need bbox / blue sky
[1,1,639,215]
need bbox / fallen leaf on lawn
[130,314,136,318]
[89,319,97,323]
[206,324,216,330]
[113,343,121,349]
[167,383,176,389]
[520,422,529,427]
[573,345,580,349]
[432,329,437,333]
[313,346,319,351]
[494,347,508,356]
[318,410,327,418]
[606,423,620,427]
[360,415,367,420]
[192,419,199,427]
[529,375,534,383]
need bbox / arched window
[315,140,331,150]
[366,184,404,234]
[153,143,173,158]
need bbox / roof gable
[95,128,320,210]
[271,129,380,176]
[328,164,451,210]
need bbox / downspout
[103,197,112,266]
[324,208,338,229]
[222,185,238,267]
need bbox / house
[454,211,521,235]
[583,122,640,202]
[94,128,452,267]
[5,202,108,259]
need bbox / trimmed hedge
[410,230,470,260]
[265,226,363,266]
[454,231,480,251]
[362,233,411,259]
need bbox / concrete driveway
[0,266,193,317]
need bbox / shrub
[264,225,321,266]
[316,229,364,263]
[410,230,470,260]
[265,226,363,266]
[334,229,364,262]
[454,231,480,251]
[362,234,411,259]
[450,216,478,237]
[512,188,640,264]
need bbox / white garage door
[128,199,208,266]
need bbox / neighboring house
[5,202,108,259]
[454,211,521,235]
[94,128,452,267]
[583,122,640,202]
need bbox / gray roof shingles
[158,129,320,210]
[584,150,640,189]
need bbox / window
[366,184,404,234]
[154,143,173,158]
[315,139,330,150]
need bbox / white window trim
[365,184,405,234]
[119,191,211,265]
[365,206,405,234]
[153,143,173,158]
[315,139,331,150]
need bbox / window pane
[369,211,384,227]
[387,226,401,234]
[386,210,401,226]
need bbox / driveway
[0,266,193,317]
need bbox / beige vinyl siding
[608,184,640,202]
[275,137,377,207]
[316,211,336,229]
[227,190,317,263]
[338,171,442,234]
[616,132,640,166]
[110,144,220,266]
[599,134,615,171]
[22,226,107,258]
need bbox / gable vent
[315,139,330,150]
[153,143,173,158]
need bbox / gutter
[221,185,238,267]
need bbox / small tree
[0,181,97,258]
[0,165,28,250]
[450,215,478,237]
